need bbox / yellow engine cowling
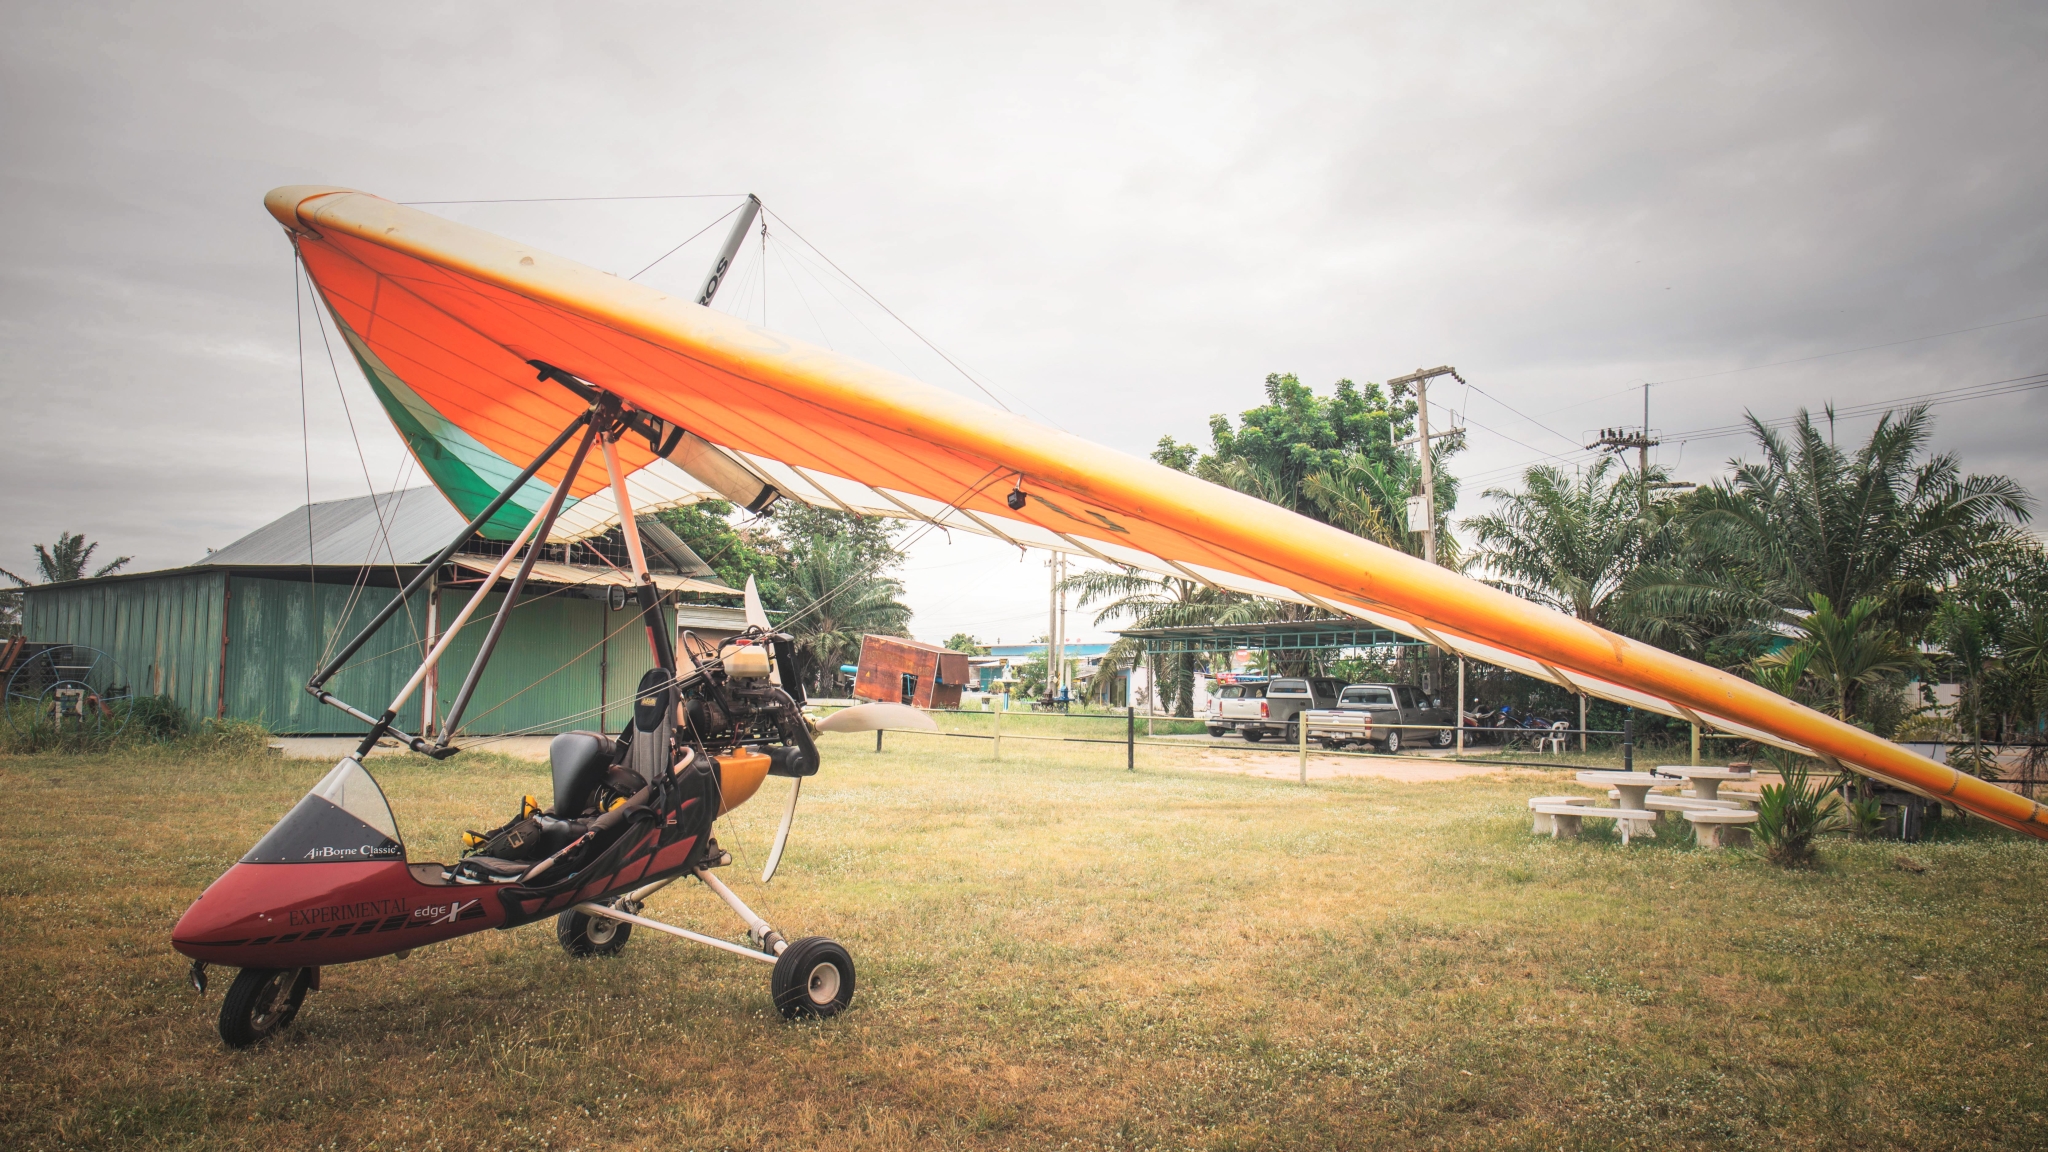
[715,750,773,815]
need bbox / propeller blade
[814,701,938,733]
[743,575,770,631]
[762,776,801,883]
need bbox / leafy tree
[656,500,790,604]
[1062,569,1263,715]
[777,535,912,693]
[1755,593,1921,731]
[1465,457,1651,625]
[1154,372,1462,564]
[944,633,986,655]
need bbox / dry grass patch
[0,733,2043,1150]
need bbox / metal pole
[1127,705,1135,772]
[1579,695,1588,754]
[1622,712,1635,772]
[1298,708,1309,784]
[992,699,1001,760]
[697,195,762,307]
[422,574,438,738]
[1455,656,1466,756]
[876,729,883,754]
[1691,722,1700,766]
[1417,375,1436,566]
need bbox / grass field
[1,732,2043,1151]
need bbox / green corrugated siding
[20,570,228,721]
[23,571,676,737]
[225,577,433,735]
[434,593,673,736]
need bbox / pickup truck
[1208,677,1340,740]
[1304,683,1457,753]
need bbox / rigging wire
[760,206,1022,418]
[294,245,317,656]
[628,201,746,281]
[398,193,745,205]
[302,258,424,651]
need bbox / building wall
[21,569,228,722]
[225,577,431,734]
[26,572,688,736]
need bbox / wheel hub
[806,961,841,1005]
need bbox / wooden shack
[853,635,970,710]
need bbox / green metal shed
[17,489,744,736]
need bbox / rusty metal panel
[854,634,937,704]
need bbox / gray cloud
[4,1,2043,641]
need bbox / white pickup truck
[1208,677,1340,741]
[1304,683,1457,753]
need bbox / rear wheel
[1434,727,1456,748]
[1206,726,1227,737]
[557,907,633,958]
[218,967,310,1048]
[773,936,856,1019]
[1242,729,1264,743]
[1383,728,1403,754]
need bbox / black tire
[1206,726,1227,738]
[218,967,310,1049]
[557,907,633,958]
[1434,726,1456,748]
[772,936,856,1020]
[1283,721,1300,744]
[1242,729,1264,743]
[1383,728,1403,754]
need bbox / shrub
[1843,794,1887,839]
[1756,759,1844,867]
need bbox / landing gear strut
[571,863,856,1020]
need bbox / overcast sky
[4,1,2044,644]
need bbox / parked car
[1212,676,1340,741]
[1304,683,1456,753]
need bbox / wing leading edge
[266,184,2048,841]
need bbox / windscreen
[1270,680,1308,694]
[1342,687,1396,706]
[1215,684,1266,699]
[241,758,405,864]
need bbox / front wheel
[557,907,633,958]
[1383,728,1403,754]
[218,967,311,1048]
[773,936,856,1019]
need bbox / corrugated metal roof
[202,487,465,567]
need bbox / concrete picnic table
[1654,765,1754,801]
[1575,770,1666,812]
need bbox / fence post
[992,700,1001,761]
[1455,657,1466,757]
[1690,722,1699,765]
[876,729,883,754]
[1299,713,1309,785]
[1127,705,1135,771]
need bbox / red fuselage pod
[171,757,506,968]
[171,859,506,968]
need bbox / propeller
[813,701,937,733]
[743,575,770,631]
[762,776,801,883]
[760,703,937,883]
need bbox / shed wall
[225,577,432,734]
[20,571,228,721]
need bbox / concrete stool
[1684,808,1759,849]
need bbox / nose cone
[171,859,420,966]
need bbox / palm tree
[1061,568,1259,716]
[1687,406,2029,633]
[1756,593,1921,728]
[1,531,132,587]
[777,537,912,693]
[1464,457,1646,624]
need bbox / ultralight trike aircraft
[174,186,2047,1048]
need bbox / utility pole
[1047,552,1067,700]
[1388,365,1466,565]
[1588,383,1660,516]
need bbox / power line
[1649,309,2048,386]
